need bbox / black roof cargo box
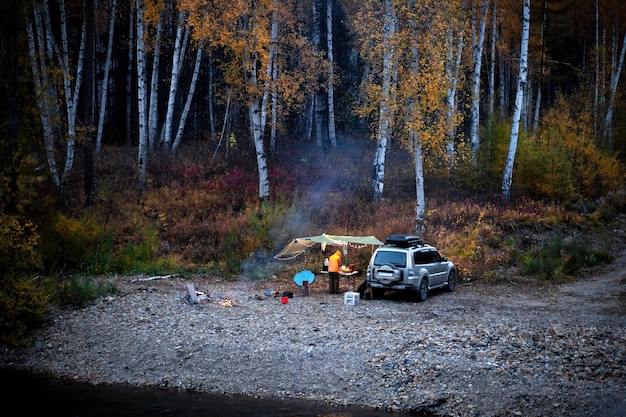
[385,234,423,247]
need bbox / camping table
[319,270,360,291]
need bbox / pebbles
[2,273,626,417]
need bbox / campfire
[218,297,234,307]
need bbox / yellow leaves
[512,96,623,202]
[143,0,165,26]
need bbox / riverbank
[2,260,626,417]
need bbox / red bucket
[281,296,289,304]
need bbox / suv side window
[373,250,407,267]
[414,251,432,265]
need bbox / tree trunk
[58,0,85,189]
[148,17,162,150]
[96,0,117,154]
[327,0,337,148]
[82,0,95,206]
[26,8,60,189]
[469,0,489,157]
[136,0,148,195]
[445,0,465,171]
[502,0,530,201]
[172,47,203,152]
[372,0,396,202]
[413,131,425,235]
[603,32,626,146]
[163,12,189,150]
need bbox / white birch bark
[172,46,203,152]
[413,132,425,235]
[136,0,149,195]
[408,0,424,235]
[372,0,396,202]
[271,59,278,156]
[243,5,270,208]
[445,0,465,171]
[502,0,530,201]
[261,1,279,145]
[57,0,85,187]
[469,0,490,156]
[327,0,337,148]
[96,0,118,154]
[603,33,626,145]
[312,0,324,147]
[26,10,60,188]
[148,18,162,150]
[28,0,85,190]
[163,11,189,149]
[532,0,546,138]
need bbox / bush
[0,214,41,278]
[0,278,49,346]
[520,231,611,280]
[52,276,118,307]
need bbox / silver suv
[364,235,456,301]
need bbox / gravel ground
[2,251,626,417]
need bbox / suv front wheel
[416,278,428,302]
[447,270,457,292]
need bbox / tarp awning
[274,233,384,260]
[297,233,384,246]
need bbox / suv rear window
[373,250,407,267]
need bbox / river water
[2,368,433,416]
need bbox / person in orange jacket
[328,250,342,294]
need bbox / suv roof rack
[385,234,423,247]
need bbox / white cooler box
[344,291,360,306]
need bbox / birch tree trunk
[261,0,279,152]
[27,0,85,192]
[502,0,530,201]
[532,0,546,138]
[372,0,396,202]
[172,46,203,152]
[413,132,425,235]
[327,0,337,148]
[57,0,86,188]
[603,32,626,146]
[136,0,149,195]
[469,0,490,157]
[163,12,189,150]
[96,0,118,154]
[306,0,322,143]
[445,0,465,171]
[270,51,278,157]
[148,17,162,150]
[26,8,60,188]
[243,3,270,212]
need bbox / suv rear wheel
[370,287,385,299]
[416,279,428,302]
